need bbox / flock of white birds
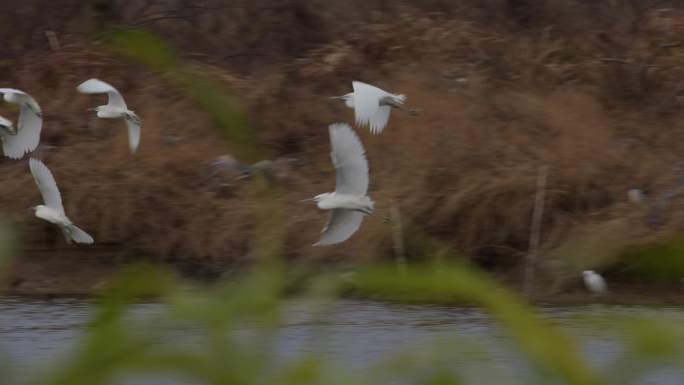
[0,78,405,247]
[1,78,141,244]
[3,76,606,294]
[311,81,408,245]
[327,82,609,293]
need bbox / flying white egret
[0,88,43,159]
[29,158,94,244]
[582,270,607,295]
[77,78,141,153]
[331,81,408,135]
[306,123,374,246]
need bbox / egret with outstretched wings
[29,158,94,244]
[0,88,42,159]
[77,78,141,153]
[331,81,408,135]
[306,123,374,246]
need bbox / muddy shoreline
[3,250,682,307]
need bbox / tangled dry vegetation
[3,1,684,283]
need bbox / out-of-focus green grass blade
[352,263,602,385]
[105,28,261,162]
[39,265,177,385]
[106,28,178,71]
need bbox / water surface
[1,297,683,384]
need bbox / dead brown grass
[2,1,684,283]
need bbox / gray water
[1,297,684,385]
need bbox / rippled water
[1,297,684,384]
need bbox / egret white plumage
[331,81,407,135]
[29,158,94,244]
[0,88,43,159]
[0,115,14,136]
[77,78,141,153]
[307,123,374,246]
[582,270,607,295]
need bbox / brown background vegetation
[2,0,684,287]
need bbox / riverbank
[3,2,684,294]
[2,252,683,307]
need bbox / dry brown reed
[2,1,684,284]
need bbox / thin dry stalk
[524,166,548,296]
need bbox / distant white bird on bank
[0,88,43,159]
[29,158,94,244]
[77,78,141,153]
[582,270,607,295]
[306,123,374,245]
[331,81,408,135]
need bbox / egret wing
[352,81,388,129]
[370,105,391,135]
[0,88,41,114]
[2,105,42,159]
[315,209,364,246]
[125,117,141,154]
[29,158,65,215]
[77,79,127,110]
[0,115,13,133]
[0,88,23,95]
[329,123,368,195]
[66,224,94,244]
[593,276,607,293]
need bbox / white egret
[0,88,43,159]
[331,81,407,135]
[77,78,141,153]
[582,270,607,295]
[29,158,94,244]
[307,123,374,246]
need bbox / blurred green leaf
[105,28,261,162]
[352,263,601,385]
[106,28,178,71]
[624,318,681,358]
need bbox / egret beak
[86,108,96,112]
[329,96,344,100]
[299,198,315,203]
